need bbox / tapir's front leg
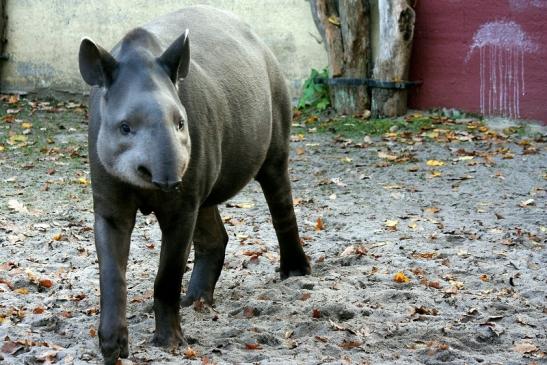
[94,211,136,365]
[153,205,198,347]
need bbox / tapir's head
[78,29,191,192]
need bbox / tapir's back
[143,5,276,111]
[142,5,289,204]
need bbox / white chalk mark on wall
[467,21,538,118]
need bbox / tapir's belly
[201,118,272,206]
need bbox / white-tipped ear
[158,29,190,83]
[78,37,118,87]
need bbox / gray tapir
[78,5,310,364]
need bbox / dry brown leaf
[514,340,539,354]
[244,343,262,350]
[339,339,362,350]
[315,217,325,231]
[312,308,321,318]
[39,279,53,288]
[183,346,198,359]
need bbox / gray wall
[1,0,327,98]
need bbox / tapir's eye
[120,122,131,135]
[177,118,185,130]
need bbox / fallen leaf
[424,207,440,214]
[8,199,29,214]
[39,279,53,288]
[328,15,341,26]
[15,288,29,295]
[384,220,399,231]
[426,160,445,167]
[410,306,439,316]
[519,199,535,207]
[21,122,33,129]
[8,134,28,144]
[295,147,305,155]
[479,274,489,282]
[378,151,399,161]
[183,346,198,359]
[339,340,362,350]
[412,252,438,260]
[514,340,539,354]
[393,272,410,283]
[315,217,325,231]
[312,308,321,318]
[52,233,63,241]
[244,343,262,350]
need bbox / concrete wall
[0,0,327,98]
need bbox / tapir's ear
[158,29,190,83]
[78,38,118,87]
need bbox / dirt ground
[0,97,545,364]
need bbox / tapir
[78,5,310,364]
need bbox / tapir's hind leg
[181,205,228,307]
[256,162,311,279]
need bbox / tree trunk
[371,0,415,117]
[0,0,7,88]
[311,0,370,116]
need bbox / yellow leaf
[0,145,4,152]
[8,134,28,144]
[340,157,352,163]
[430,170,442,177]
[78,177,90,186]
[15,288,29,295]
[22,122,33,129]
[378,151,398,161]
[426,160,445,167]
[328,15,341,26]
[393,272,410,283]
[52,233,63,241]
[384,220,399,229]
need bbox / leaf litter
[1,97,546,364]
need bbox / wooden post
[371,0,415,117]
[311,0,370,116]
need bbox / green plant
[298,68,330,111]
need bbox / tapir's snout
[152,179,182,192]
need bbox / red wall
[409,0,547,123]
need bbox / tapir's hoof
[180,292,213,308]
[152,326,185,348]
[280,260,311,280]
[99,327,129,365]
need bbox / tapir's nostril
[137,165,152,179]
[152,180,182,192]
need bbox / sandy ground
[0,102,546,364]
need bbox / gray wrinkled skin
[78,6,310,365]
